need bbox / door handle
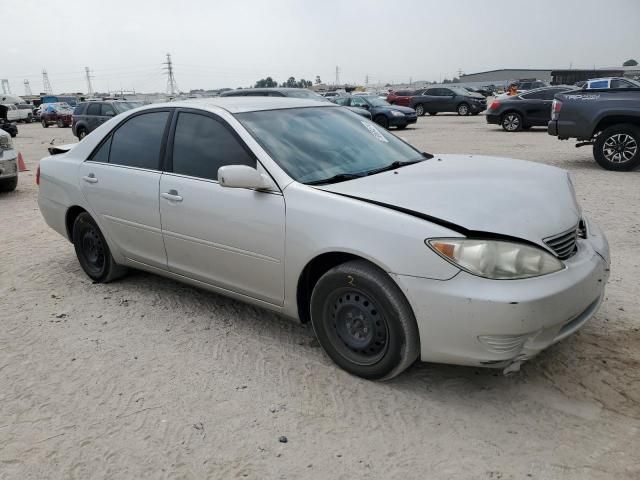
[161,190,183,202]
[82,174,98,184]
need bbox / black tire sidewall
[310,263,415,380]
[72,213,112,282]
[594,124,640,171]
[374,115,389,129]
[0,176,18,192]
[501,112,522,132]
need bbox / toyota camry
[37,98,610,380]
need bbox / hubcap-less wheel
[502,113,520,131]
[326,289,388,366]
[602,133,638,164]
[457,104,469,116]
[81,227,106,276]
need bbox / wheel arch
[296,251,390,324]
[593,115,640,137]
[65,205,89,241]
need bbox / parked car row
[387,87,487,116]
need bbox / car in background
[321,91,343,99]
[516,80,547,92]
[0,129,18,192]
[409,87,487,116]
[41,103,73,128]
[16,104,35,122]
[72,101,141,139]
[464,86,493,98]
[36,97,610,380]
[1,104,31,123]
[41,95,78,108]
[486,86,577,132]
[584,77,640,89]
[220,88,372,119]
[0,105,18,137]
[386,90,414,106]
[333,95,417,129]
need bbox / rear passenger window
[87,103,101,115]
[91,137,112,163]
[108,112,169,170]
[101,104,116,116]
[171,112,255,181]
[73,104,87,115]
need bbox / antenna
[1,79,10,94]
[42,69,53,94]
[163,53,179,96]
[23,79,32,96]
[85,66,94,96]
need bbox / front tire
[0,176,18,192]
[414,104,425,116]
[374,115,389,129]
[593,124,640,171]
[310,260,420,380]
[42,120,49,128]
[501,112,522,132]
[57,119,64,128]
[77,128,87,140]
[72,212,127,283]
[457,103,470,116]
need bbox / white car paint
[37,97,610,375]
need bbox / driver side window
[350,97,367,107]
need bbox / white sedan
[37,97,610,380]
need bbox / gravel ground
[1,116,639,480]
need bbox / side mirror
[218,165,272,190]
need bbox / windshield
[237,106,424,184]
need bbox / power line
[163,53,179,96]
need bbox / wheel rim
[324,289,389,366]
[415,105,423,116]
[459,105,468,115]
[79,130,86,139]
[81,227,105,274]
[503,114,519,131]
[602,133,638,163]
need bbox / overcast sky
[3,0,639,94]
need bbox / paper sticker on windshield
[361,121,389,143]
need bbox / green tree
[623,59,638,66]
[254,76,278,88]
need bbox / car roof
[138,97,335,114]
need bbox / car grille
[543,225,579,259]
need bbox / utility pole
[42,69,53,94]
[365,74,369,86]
[163,53,179,96]
[23,79,32,96]
[85,66,94,96]
[1,79,10,94]
[335,66,340,86]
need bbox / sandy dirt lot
[1,115,639,480]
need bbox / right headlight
[426,238,564,280]
[0,134,13,150]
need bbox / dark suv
[72,101,141,139]
[409,87,487,116]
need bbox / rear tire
[501,112,522,132]
[396,125,407,130]
[310,260,420,380]
[374,115,389,129]
[0,176,18,192]
[72,212,127,283]
[457,103,470,116]
[414,104,425,116]
[593,124,640,171]
[42,120,49,128]
[428,112,437,116]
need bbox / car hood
[316,155,581,247]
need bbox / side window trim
[86,108,174,171]
[164,108,258,181]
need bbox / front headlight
[390,110,404,117]
[426,238,564,279]
[0,135,13,150]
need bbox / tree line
[254,76,322,88]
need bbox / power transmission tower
[23,79,32,96]
[85,66,94,96]
[163,53,179,96]
[335,66,340,86]
[1,79,10,94]
[42,69,53,94]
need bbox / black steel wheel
[501,112,522,132]
[310,260,420,380]
[72,212,127,282]
[594,124,640,171]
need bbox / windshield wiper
[364,158,425,176]
[305,172,364,185]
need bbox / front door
[159,110,286,305]
[78,110,171,269]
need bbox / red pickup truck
[386,90,414,106]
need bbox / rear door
[159,109,286,304]
[78,109,172,268]
[85,103,102,132]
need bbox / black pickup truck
[548,87,640,171]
